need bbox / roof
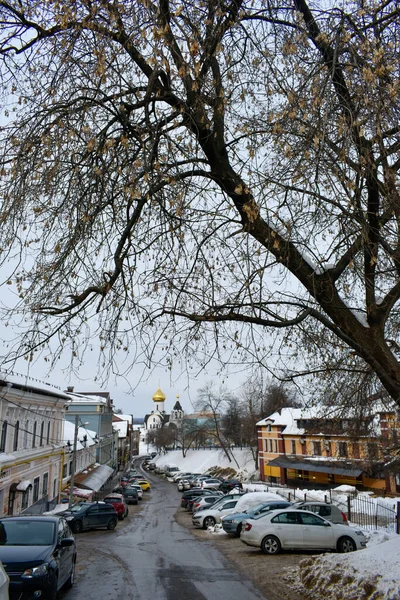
[62,421,97,449]
[152,387,166,401]
[0,370,70,399]
[113,420,128,438]
[73,464,114,491]
[66,392,108,406]
[267,456,364,477]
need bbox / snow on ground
[144,444,400,599]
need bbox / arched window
[40,422,44,446]
[13,421,19,451]
[32,421,37,448]
[0,421,7,452]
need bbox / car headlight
[65,516,74,521]
[354,530,364,536]
[22,563,49,578]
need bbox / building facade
[257,407,400,494]
[0,372,67,515]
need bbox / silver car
[292,501,348,525]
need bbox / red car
[103,494,129,520]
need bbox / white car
[241,508,367,555]
[192,498,239,529]
[200,478,222,490]
[192,495,223,513]
[177,479,192,491]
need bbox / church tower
[152,387,166,413]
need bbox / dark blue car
[221,500,292,535]
[0,515,76,600]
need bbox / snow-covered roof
[62,421,97,449]
[0,370,69,399]
[66,392,107,405]
[113,420,128,438]
[256,407,319,434]
[117,414,133,423]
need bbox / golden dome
[152,387,166,402]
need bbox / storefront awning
[267,456,363,477]
[74,464,114,491]
[63,487,93,499]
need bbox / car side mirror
[59,538,75,547]
[323,522,331,527]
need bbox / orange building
[257,407,400,495]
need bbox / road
[60,466,267,600]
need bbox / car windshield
[69,505,87,513]
[0,520,56,546]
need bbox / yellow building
[257,407,400,495]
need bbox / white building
[0,371,68,515]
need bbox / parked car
[0,561,8,600]
[0,515,76,599]
[180,488,223,509]
[123,487,139,504]
[129,484,144,500]
[177,479,192,492]
[192,498,240,529]
[241,509,367,554]
[218,479,243,493]
[103,494,129,520]
[221,500,292,536]
[192,495,225,513]
[191,475,209,487]
[135,479,151,492]
[291,501,348,525]
[200,478,223,490]
[62,502,118,533]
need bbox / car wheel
[203,516,216,529]
[107,518,117,530]
[125,509,129,517]
[235,523,243,537]
[46,572,58,600]
[337,536,356,553]
[73,521,82,533]
[261,535,281,555]
[63,559,75,590]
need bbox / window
[338,442,348,457]
[0,421,7,452]
[368,442,378,460]
[299,512,326,526]
[21,490,29,511]
[53,478,58,499]
[46,421,51,444]
[272,512,300,524]
[32,422,37,448]
[23,420,29,449]
[40,422,44,446]
[63,463,67,478]
[268,439,273,452]
[13,421,19,451]
[291,440,296,454]
[264,439,268,452]
[312,441,322,456]
[33,477,40,503]
[273,439,278,452]
[69,461,73,475]
[42,473,48,497]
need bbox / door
[57,518,74,587]
[298,511,334,549]
[270,512,304,548]
[84,505,100,529]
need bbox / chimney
[66,386,74,393]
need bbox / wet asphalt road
[61,468,267,600]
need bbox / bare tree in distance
[239,374,300,468]
[0,2,400,406]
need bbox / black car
[0,515,76,600]
[218,479,243,493]
[122,487,139,505]
[180,488,223,509]
[62,502,118,533]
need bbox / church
[143,388,184,434]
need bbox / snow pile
[299,531,400,600]
[234,491,287,512]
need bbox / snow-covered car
[192,498,240,529]
[221,500,292,536]
[241,509,367,555]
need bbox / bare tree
[195,381,239,466]
[0,2,400,406]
